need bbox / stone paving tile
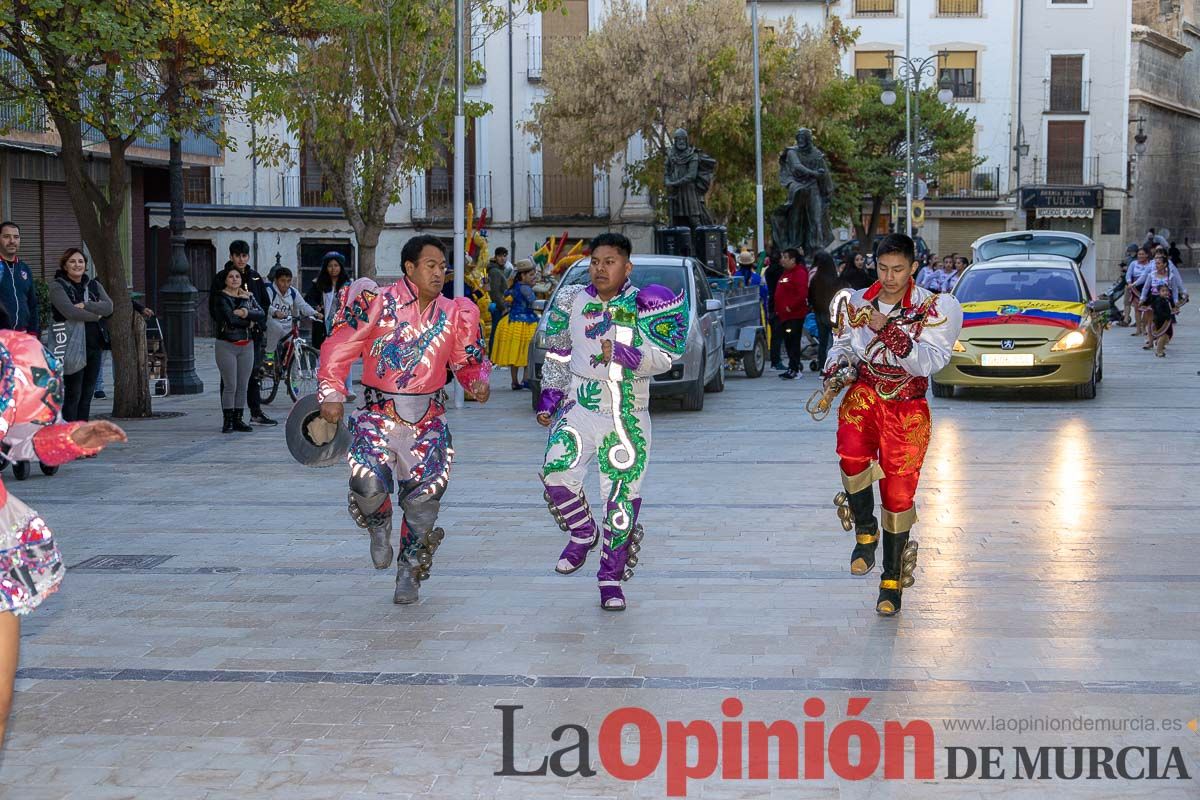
[1,305,1199,797]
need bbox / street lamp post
[161,131,204,394]
[451,0,466,408]
[750,0,765,257]
[880,52,953,237]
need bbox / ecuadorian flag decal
[961,300,1086,330]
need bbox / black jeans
[816,317,833,370]
[769,316,784,365]
[247,332,265,415]
[63,350,103,422]
[781,319,805,373]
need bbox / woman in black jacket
[49,248,113,421]
[839,253,873,290]
[211,266,265,433]
[303,252,351,350]
[808,251,846,370]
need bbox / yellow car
[933,233,1110,400]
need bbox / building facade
[1011,0,1133,279]
[1125,0,1200,260]
[759,0,1019,257]
[157,0,648,302]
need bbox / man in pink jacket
[318,235,492,604]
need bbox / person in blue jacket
[735,250,768,308]
[0,222,41,336]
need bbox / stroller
[146,316,168,397]
[0,442,58,481]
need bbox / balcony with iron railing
[470,32,486,82]
[410,173,492,223]
[1044,78,1091,113]
[929,164,1004,201]
[279,174,339,208]
[184,173,222,204]
[853,0,897,16]
[527,35,583,82]
[528,173,610,220]
[1030,154,1101,186]
[936,0,982,16]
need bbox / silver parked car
[526,255,727,411]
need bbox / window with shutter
[42,183,84,278]
[424,119,477,222]
[939,52,978,100]
[1046,121,1085,184]
[9,180,43,280]
[937,0,981,15]
[854,0,896,15]
[854,51,893,82]
[1049,55,1085,112]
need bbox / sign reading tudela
[1020,187,1103,210]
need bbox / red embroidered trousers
[836,382,932,521]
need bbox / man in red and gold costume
[822,233,962,616]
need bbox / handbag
[61,319,87,375]
[86,280,112,350]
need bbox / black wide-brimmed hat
[285,393,351,468]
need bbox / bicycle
[261,318,321,404]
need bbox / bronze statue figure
[664,128,716,229]
[770,128,834,255]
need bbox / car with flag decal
[932,231,1111,399]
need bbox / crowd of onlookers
[0,220,156,425]
[1119,229,1190,358]
[915,252,971,293]
[724,244,970,381]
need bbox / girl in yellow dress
[491,260,539,389]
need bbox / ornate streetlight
[880,51,953,236]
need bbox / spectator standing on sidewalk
[0,222,39,336]
[1124,247,1152,331]
[211,265,264,433]
[209,241,276,425]
[774,248,810,381]
[304,252,350,351]
[808,251,844,370]
[49,248,112,422]
[487,247,509,348]
[765,248,786,370]
[841,253,873,290]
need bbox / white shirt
[825,283,964,382]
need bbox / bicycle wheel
[288,345,320,402]
[261,357,281,405]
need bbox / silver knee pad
[348,473,391,529]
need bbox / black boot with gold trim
[836,466,883,576]
[876,510,919,617]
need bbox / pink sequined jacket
[317,277,492,402]
[0,331,100,615]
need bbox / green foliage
[527,0,844,243]
[812,77,980,239]
[34,278,51,331]
[0,0,317,415]
[252,0,560,275]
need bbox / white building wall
[1016,0,1131,276]
[760,1,1017,189]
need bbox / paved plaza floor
[0,305,1198,799]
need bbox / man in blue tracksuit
[0,222,40,336]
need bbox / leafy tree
[253,0,559,278]
[0,0,311,416]
[525,0,846,242]
[812,77,980,252]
